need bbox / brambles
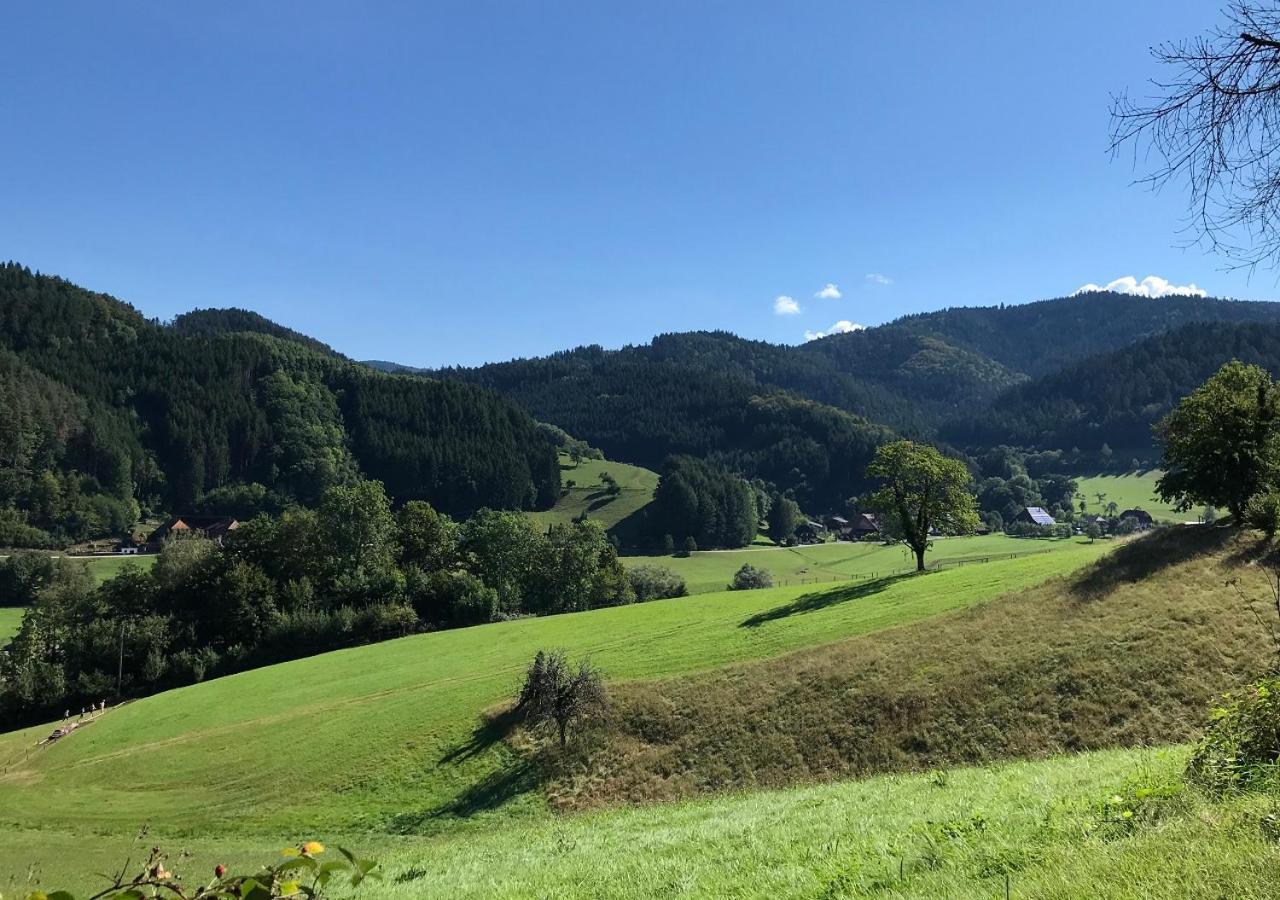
[17,842,378,899]
[1187,678,1280,794]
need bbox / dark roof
[1120,508,1154,522]
[148,515,240,543]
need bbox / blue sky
[0,1,1262,365]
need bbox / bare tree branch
[1112,3,1280,273]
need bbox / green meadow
[1074,471,1186,522]
[638,532,1078,594]
[0,607,22,644]
[0,540,1109,888]
[8,745,1277,899]
[526,455,658,533]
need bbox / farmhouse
[1118,508,1155,529]
[795,520,826,544]
[147,515,240,550]
[1013,507,1056,526]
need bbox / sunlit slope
[651,533,1074,594]
[0,542,1107,839]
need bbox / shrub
[1247,491,1280,537]
[729,564,773,591]
[29,841,379,899]
[628,565,688,602]
[681,536,697,555]
[1187,678,1280,794]
[516,649,608,748]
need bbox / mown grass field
[637,533,1079,594]
[0,541,1109,887]
[1075,471,1186,522]
[526,455,658,533]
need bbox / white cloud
[865,273,892,285]
[804,320,866,341]
[814,283,842,299]
[1073,275,1207,299]
[774,295,801,315]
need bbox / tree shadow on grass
[1068,524,1235,601]
[386,755,547,832]
[740,573,915,628]
[438,706,521,765]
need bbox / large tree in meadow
[1156,360,1280,522]
[865,440,978,572]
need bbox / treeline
[943,322,1280,455]
[0,263,559,545]
[0,479,661,727]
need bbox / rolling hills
[5,527,1279,896]
[0,542,1108,881]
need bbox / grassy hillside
[8,745,1277,897]
[374,745,1280,899]
[643,533,1079,594]
[1075,472,1185,522]
[526,455,658,533]
[0,543,1107,873]
[556,527,1272,811]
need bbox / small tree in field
[866,440,979,572]
[1085,520,1102,543]
[516,650,608,748]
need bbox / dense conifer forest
[0,264,559,545]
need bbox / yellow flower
[301,841,325,856]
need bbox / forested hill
[171,307,339,356]
[861,290,1280,377]
[941,321,1280,455]
[0,263,559,547]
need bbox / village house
[146,515,241,551]
[1118,508,1155,529]
[1013,506,1056,526]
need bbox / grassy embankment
[0,541,1110,887]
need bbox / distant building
[848,512,881,540]
[1013,507,1056,527]
[824,515,852,539]
[1118,508,1154,529]
[795,520,827,544]
[147,515,240,550]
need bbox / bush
[516,649,608,748]
[1247,491,1280,537]
[628,565,688,602]
[681,536,697,555]
[30,842,379,899]
[1187,679,1280,794]
[729,564,773,591]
